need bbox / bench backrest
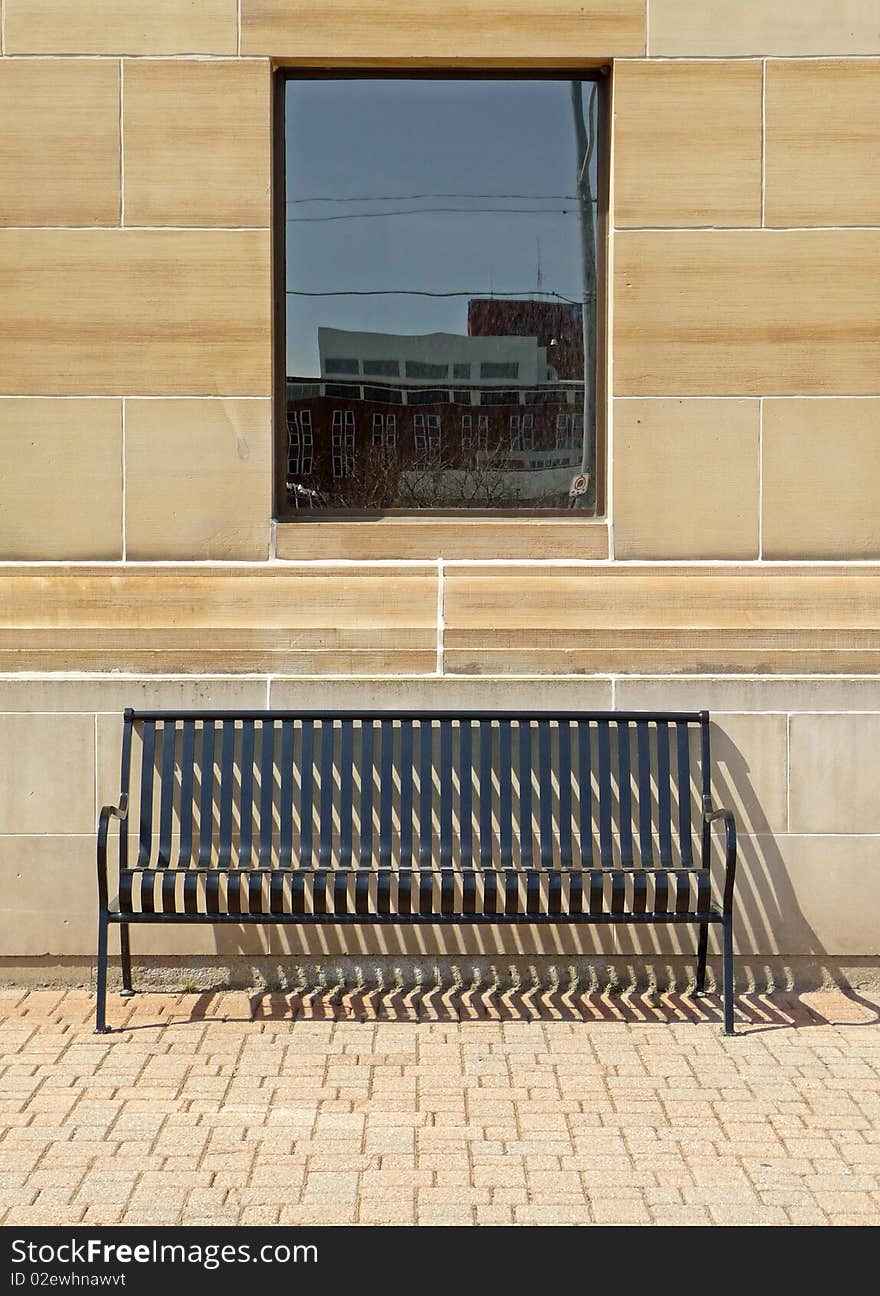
[115,710,712,872]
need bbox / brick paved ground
[0,987,878,1227]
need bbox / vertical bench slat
[617,719,633,866]
[137,720,156,867]
[358,719,375,868]
[611,720,631,920]
[589,869,603,915]
[227,868,242,916]
[418,719,433,914]
[479,720,493,870]
[631,720,652,913]
[356,870,370,915]
[439,719,453,870]
[676,721,694,866]
[418,719,433,871]
[299,720,314,868]
[380,719,395,869]
[597,720,613,868]
[459,720,473,869]
[397,720,413,914]
[517,721,534,868]
[177,721,197,869]
[462,869,477,915]
[183,870,199,914]
[258,720,274,868]
[505,869,520,916]
[377,868,391,915]
[498,720,513,868]
[338,719,354,869]
[157,719,176,868]
[483,868,498,916]
[161,869,176,914]
[140,870,155,915]
[291,871,306,916]
[217,720,236,870]
[238,720,255,868]
[527,870,541,915]
[198,720,215,868]
[636,720,653,867]
[537,720,553,868]
[319,720,335,869]
[278,719,295,868]
[656,720,673,868]
[557,721,573,868]
[653,686,672,917]
[577,720,592,866]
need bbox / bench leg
[119,923,134,997]
[95,912,110,1034]
[695,922,709,995]
[722,915,735,1036]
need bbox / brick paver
[0,987,878,1226]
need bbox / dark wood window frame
[272,66,610,523]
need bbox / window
[413,413,441,452]
[287,410,314,476]
[332,410,356,478]
[510,413,535,452]
[363,359,401,377]
[372,413,397,448]
[556,412,580,451]
[279,72,606,514]
[325,357,360,375]
[405,360,449,380]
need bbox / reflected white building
[318,327,559,388]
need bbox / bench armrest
[702,806,737,915]
[97,797,129,909]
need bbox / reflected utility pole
[570,80,598,511]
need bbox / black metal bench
[96,708,738,1033]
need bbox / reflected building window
[331,410,356,478]
[287,410,314,476]
[372,412,397,448]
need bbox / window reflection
[283,76,603,513]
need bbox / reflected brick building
[285,300,587,510]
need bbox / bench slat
[157,718,176,868]
[279,719,295,869]
[218,719,237,870]
[617,718,633,867]
[137,720,156,868]
[656,720,673,868]
[339,719,354,869]
[238,720,255,869]
[197,720,214,868]
[358,719,375,869]
[677,720,694,866]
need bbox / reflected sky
[284,77,600,377]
